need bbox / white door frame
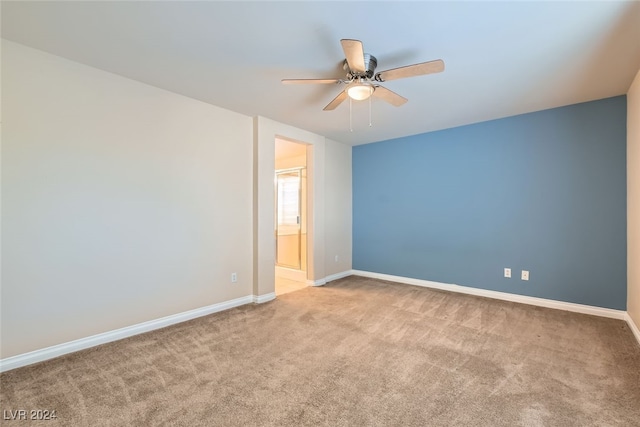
[253,116,326,298]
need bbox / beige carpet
[1,276,639,426]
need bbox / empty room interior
[1,1,640,425]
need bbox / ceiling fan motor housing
[344,54,378,79]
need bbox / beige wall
[275,137,307,170]
[325,139,353,277]
[628,69,640,330]
[1,40,353,362]
[1,41,253,358]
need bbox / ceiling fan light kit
[283,39,444,128]
[347,82,374,101]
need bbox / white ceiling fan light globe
[347,83,374,101]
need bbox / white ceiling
[2,1,639,146]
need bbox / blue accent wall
[353,96,627,310]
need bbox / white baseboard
[307,270,354,287]
[352,270,627,320]
[254,292,276,304]
[352,269,638,346]
[4,273,635,373]
[0,294,257,373]
[626,313,640,346]
[307,279,325,286]
[325,270,353,283]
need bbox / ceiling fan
[282,39,445,111]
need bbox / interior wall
[628,69,640,326]
[1,40,254,358]
[325,138,353,277]
[275,137,307,170]
[353,96,627,310]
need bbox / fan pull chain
[369,95,372,127]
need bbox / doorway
[275,138,308,295]
[276,169,303,269]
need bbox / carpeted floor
[1,276,639,426]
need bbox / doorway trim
[253,116,326,299]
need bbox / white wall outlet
[504,268,511,278]
[231,273,237,283]
[335,255,339,263]
[521,270,529,281]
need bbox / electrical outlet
[335,255,339,263]
[521,270,529,281]
[231,273,237,283]
[504,268,511,278]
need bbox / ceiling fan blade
[376,59,445,82]
[372,85,408,107]
[340,39,366,74]
[282,79,341,85]
[323,90,348,111]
